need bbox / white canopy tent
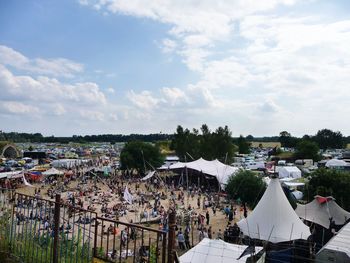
[0,171,23,179]
[325,159,349,168]
[278,166,301,179]
[42,167,64,176]
[238,178,311,243]
[316,222,350,263]
[167,158,239,188]
[179,238,263,263]
[295,196,350,229]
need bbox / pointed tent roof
[237,178,311,243]
[179,238,263,263]
[295,196,350,229]
[167,158,239,186]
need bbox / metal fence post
[167,209,176,263]
[53,194,61,263]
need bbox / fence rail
[0,189,170,263]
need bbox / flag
[22,174,34,187]
[237,245,255,260]
[123,186,133,204]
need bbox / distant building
[0,142,20,158]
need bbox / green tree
[313,129,345,149]
[120,141,164,173]
[170,124,235,162]
[235,135,250,154]
[304,168,350,211]
[279,131,299,148]
[294,140,320,161]
[225,170,266,208]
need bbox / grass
[250,141,281,148]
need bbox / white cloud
[0,45,83,78]
[126,90,159,110]
[106,87,115,94]
[161,39,177,53]
[0,64,106,105]
[1,101,39,115]
[161,87,188,106]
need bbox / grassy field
[250,141,281,148]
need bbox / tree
[225,170,266,208]
[294,140,320,161]
[304,169,350,211]
[235,135,250,154]
[170,124,235,162]
[278,131,299,148]
[313,129,345,149]
[120,141,164,173]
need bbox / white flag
[123,186,133,204]
[22,174,34,187]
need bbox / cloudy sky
[1,0,349,137]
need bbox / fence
[0,189,171,263]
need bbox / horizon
[1,1,350,136]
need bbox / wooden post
[53,194,61,263]
[167,209,176,263]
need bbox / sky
[0,0,349,137]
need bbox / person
[177,229,185,250]
[184,231,191,249]
[228,210,234,222]
[199,229,204,241]
[216,229,223,240]
[206,210,210,225]
[197,196,200,209]
[208,226,212,239]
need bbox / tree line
[0,132,172,144]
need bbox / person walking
[177,229,186,250]
[206,210,210,225]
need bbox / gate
[0,190,170,263]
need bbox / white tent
[316,222,350,263]
[278,166,301,179]
[325,159,349,168]
[295,196,350,229]
[42,167,64,176]
[179,238,263,263]
[237,178,311,243]
[0,171,23,179]
[167,158,239,187]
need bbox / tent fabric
[278,166,301,178]
[141,171,156,181]
[179,238,263,263]
[238,178,310,243]
[0,171,23,179]
[167,158,239,186]
[295,196,350,229]
[325,159,349,168]
[316,222,350,263]
[42,167,64,176]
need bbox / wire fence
[0,189,168,263]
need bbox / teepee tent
[237,178,311,243]
[316,222,350,263]
[295,196,350,229]
[179,238,263,263]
